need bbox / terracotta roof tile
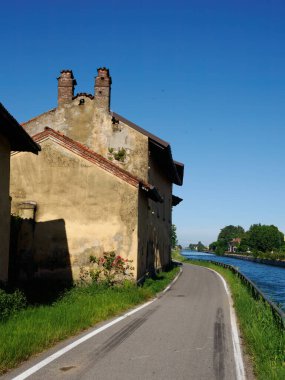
[20,106,184,186]
[32,127,156,192]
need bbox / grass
[176,251,285,380]
[171,248,189,263]
[233,251,285,261]
[0,266,179,375]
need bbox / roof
[20,107,184,186]
[111,112,184,186]
[111,112,169,147]
[174,160,184,183]
[172,195,183,206]
[31,127,162,203]
[0,103,40,153]
[230,238,241,244]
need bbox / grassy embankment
[230,251,285,261]
[172,249,285,380]
[0,266,179,375]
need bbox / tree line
[188,241,208,252]
[209,224,285,257]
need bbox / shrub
[0,289,27,321]
[80,251,134,286]
[113,147,126,162]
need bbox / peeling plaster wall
[10,139,139,280]
[0,134,11,282]
[23,99,149,182]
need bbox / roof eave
[172,195,183,206]
[140,183,163,203]
[0,103,41,154]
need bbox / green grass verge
[0,266,179,374]
[171,248,189,263]
[183,257,285,380]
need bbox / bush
[79,251,134,286]
[0,289,27,321]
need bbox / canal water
[181,250,285,312]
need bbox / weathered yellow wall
[137,154,172,278]
[23,99,149,182]
[10,139,139,280]
[17,90,176,281]
[0,134,11,282]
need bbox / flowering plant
[88,251,134,286]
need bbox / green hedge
[0,289,27,321]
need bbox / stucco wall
[10,139,139,281]
[23,99,149,182]
[0,134,11,282]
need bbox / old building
[228,238,241,253]
[0,103,40,283]
[10,69,183,281]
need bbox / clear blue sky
[1,0,285,246]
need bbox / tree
[171,225,178,249]
[209,240,227,255]
[188,241,206,251]
[209,225,245,255]
[218,225,245,244]
[197,241,206,252]
[243,224,284,253]
[209,241,217,251]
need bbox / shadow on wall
[137,189,171,280]
[9,216,73,304]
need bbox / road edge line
[206,267,246,380]
[12,267,182,380]
[161,266,183,295]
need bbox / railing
[189,259,285,329]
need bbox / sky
[1,0,285,246]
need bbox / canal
[181,250,285,312]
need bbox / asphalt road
[4,264,242,380]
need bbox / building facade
[10,69,183,281]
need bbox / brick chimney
[57,70,77,106]
[94,68,112,112]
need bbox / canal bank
[224,253,285,268]
[173,251,285,380]
[1,263,246,380]
[181,250,285,311]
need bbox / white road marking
[12,300,155,380]
[12,268,182,380]
[206,267,246,380]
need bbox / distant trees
[240,224,284,253]
[188,241,207,252]
[218,225,245,243]
[197,241,206,251]
[209,225,244,255]
[209,224,285,256]
[209,240,227,255]
[171,225,178,249]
